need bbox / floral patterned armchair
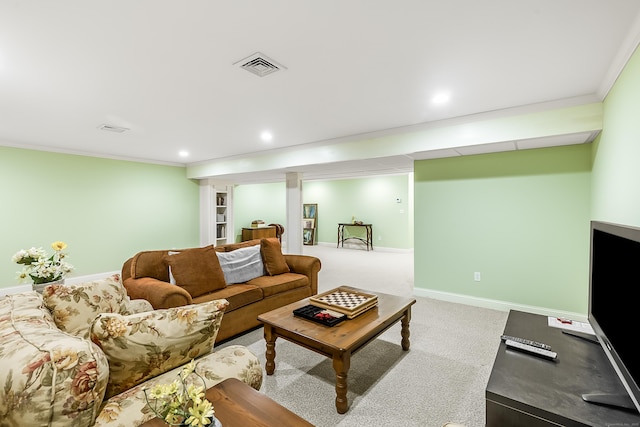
[0,274,263,427]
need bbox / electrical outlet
[474,272,481,282]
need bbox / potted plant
[12,241,74,293]
[144,361,220,427]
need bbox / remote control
[501,335,552,351]
[505,339,557,360]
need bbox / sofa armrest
[284,254,321,295]
[123,277,192,309]
[0,292,110,427]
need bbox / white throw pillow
[216,245,265,284]
[167,250,180,284]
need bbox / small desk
[337,223,373,250]
[241,226,276,241]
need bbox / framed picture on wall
[303,228,315,245]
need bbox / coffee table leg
[264,325,277,375]
[401,307,412,351]
[333,350,351,414]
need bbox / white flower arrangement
[144,361,216,427]
[12,241,74,285]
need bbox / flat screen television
[586,220,640,412]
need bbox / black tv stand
[582,392,638,412]
[563,331,639,413]
[486,310,640,426]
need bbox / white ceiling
[1,1,640,182]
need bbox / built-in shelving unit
[200,181,233,246]
[215,190,228,245]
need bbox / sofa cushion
[162,245,226,297]
[192,284,263,311]
[90,299,229,399]
[0,291,110,427]
[42,273,133,339]
[129,249,172,282]
[221,239,261,251]
[247,272,309,298]
[216,244,265,284]
[93,345,263,427]
[260,238,290,276]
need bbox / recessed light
[260,131,273,142]
[432,92,450,104]
[178,150,189,158]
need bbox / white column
[285,172,303,254]
[199,179,215,246]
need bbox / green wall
[592,45,640,226]
[232,175,412,249]
[233,182,286,242]
[304,176,412,248]
[414,145,592,314]
[0,147,200,289]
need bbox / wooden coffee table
[140,378,312,427]
[257,286,416,414]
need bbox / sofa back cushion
[216,244,265,284]
[128,250,173,282]
[42,274,133,339]
[219,239,261,252]
[260,238,291,276]
[162,245,227,297]
[0,292,109,427]
[90,299,229,399]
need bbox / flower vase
[32,278,64,294]
[175,418,221,427]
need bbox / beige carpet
[219,244,508,427]
[303,243,415,297]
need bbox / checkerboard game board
[309,287,378,318]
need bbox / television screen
[588,220,640,412]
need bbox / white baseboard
[412,287,588,323]
[0,271,121,297]
[315,241,414,253]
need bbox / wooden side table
[241,226,276,241]
[337,223,373,250]
[140,378,312,427]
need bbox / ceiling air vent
[98,124,129,133]
[234,52,286,77]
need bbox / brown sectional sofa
[122,238,321,342]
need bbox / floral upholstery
[90,299,229,399]
[0,291,110,427]
[1,286,263,427]
[94,345,263,426]
[42,274,152,339]
[126,297,154,314]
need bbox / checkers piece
[309,287,378,319]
